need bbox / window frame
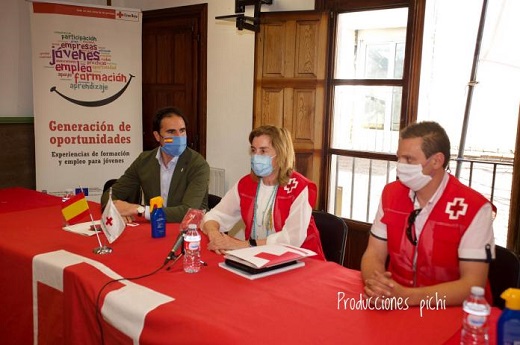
[320,0,426,217]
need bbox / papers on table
[219,261,305,280]
[224,244,316,268]
[219,244,315,280]
[62,220,101,236]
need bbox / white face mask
[396,162,432,191]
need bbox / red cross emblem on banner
[445,197,468,220]
[284,178,298,194]
[105,217,113,227]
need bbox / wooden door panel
[294,21,321,78]
[144,32,193,112]
[142,5,207,153]
[142,33,157,84]
[292,89,316,143]
[258,88,285,127]
[254,11,328,205]
[262,23,289,78]
[295,152,313,179]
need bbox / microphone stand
[164,229,186,269]
[165,252,183,271]
[163,230,207,270]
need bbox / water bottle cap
[501,288,520,310]
[470,286,485,296]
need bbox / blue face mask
[251,154,275,177]
[161,136,187,157]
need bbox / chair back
[312,210,348,266]
[103,179,118,193]
[208,194,222,209]
[488,245,520,309]
[101,178,141,206]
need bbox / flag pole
[81,185,112,255]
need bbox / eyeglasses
[406,208,422,246]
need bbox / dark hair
[400,121,451,168]
[152,106,188,133]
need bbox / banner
[30,1,142,200]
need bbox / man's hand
[113,200,138,223]
[364,270,395,299]
[364,271,413,309]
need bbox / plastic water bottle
[460,286,491,344]
[183,224,201,273]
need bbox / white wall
[2,0,314,192]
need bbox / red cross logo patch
[284,178,298,194]
[445,197,468,220]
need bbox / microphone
[164,230,186,264]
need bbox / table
[0,188,500,344]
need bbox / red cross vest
[237,172,326,261]
[382,174,490,287]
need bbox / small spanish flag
[61,192,90,225]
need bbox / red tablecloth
[0,187,62,213]
[0,188,500,345]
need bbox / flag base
[93,245,112,254]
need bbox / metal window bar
[366,159,373,222]
[349,157,356,219]
[333,155,340,215]
[456,157,512,204]
[469,161,474,187]
[336,156,512,223]
[491,163,497,202]
[386,160,391,185]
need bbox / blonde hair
[249,125,295,186]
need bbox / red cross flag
[101,190,126,243]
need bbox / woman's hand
[207,230,249,254]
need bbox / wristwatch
[249,238,257,247]
[137,205,145,217]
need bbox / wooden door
[254,11,329,205]
[142,5,207,155]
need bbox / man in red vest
[361,121,494,306]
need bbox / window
[333,9,406,144]
[327,0,520,247]
[416,0,520,247]
[328,8,408,221]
